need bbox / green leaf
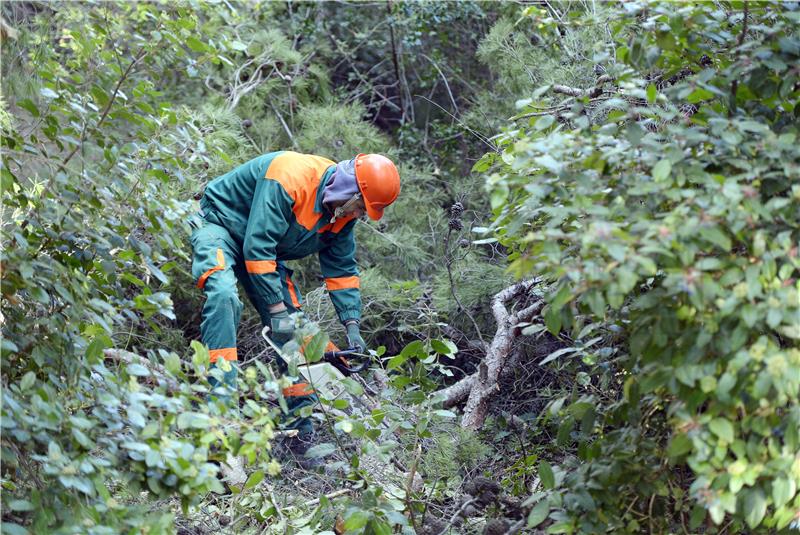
[303,331,328,364]
[528,500,549,527]
[687,87,714,103]
[17,98,40,117]
[185,36,209,53]
[341,377,364,396]
[535,115,555,131]
[304,443,336,459]
[126,363,150,377]
[544,306,562,335]
[8,500,34,512]
[39,87,58,99]
[646,83,657,104]
[708,417,734,444]
[430,339,457,356]
[772,477,796,508]
[652,159,671,181]
[344,510,370,531]
[1,168,17,192]
[177,412,211,430]
[386,354,409,370]
[539,460,555,489]
[742,488,766,529]
[1,522,29,535]
[549,283,573,311]
[244,469,264,490]
[667,433,692,458]
[20,371,36,390]
[230,40,248,51]
[400,340,425,359]
[699,227,732,251]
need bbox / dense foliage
[1,1,798,534]
[484,2,800,531]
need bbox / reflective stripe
[245,259,277,274]
[209,347,237,363]
[286,275,301,308]
[197,248,226,289]
[325,276,360,291]
[282,383,315,397]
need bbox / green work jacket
[199,151,361,322]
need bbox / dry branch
[552,74,612,98]
[435,279,544,429]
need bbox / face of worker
[340,199,367,219]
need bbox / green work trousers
[191,216,315,435]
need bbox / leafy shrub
[0,4,283,532]
[482,2,800,532]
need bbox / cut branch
[434,279,544,428]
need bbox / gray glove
[270,309,295,346]
[345,321,367,353]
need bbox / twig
[419,53,458,115]
[304,488,351,506]
[270,101,296,147]
[730,1,748,116]
[405,443,422,532]
[443,226,485,345]
[436,498,477,535]
[62,46,148,167]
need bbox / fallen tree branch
[433,279,544,428]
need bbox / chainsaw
[322,348,369,376]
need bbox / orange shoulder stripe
[325,276,360,291]
[245,259,277,274]
[265,152,335,231]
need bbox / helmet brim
[364,202,383,221]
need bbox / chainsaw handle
[323,349,369,376]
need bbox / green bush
[0,4,283,532]
[482,2,800,532]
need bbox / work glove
[345,320,367,353]
[270,309,295,346]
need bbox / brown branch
[434,279,544,426]
[62,47,148,168]
[552,74,611,98]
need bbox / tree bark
[435,279,544,429]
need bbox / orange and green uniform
[191,151,361,430]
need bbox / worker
[190,151,400,459]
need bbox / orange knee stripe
[209,347,237,363]
[197,248,226,289]
[282,383,315,397]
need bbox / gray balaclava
[323,157,360,208]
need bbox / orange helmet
[354,154,400,220]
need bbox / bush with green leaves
[0,3,289,532]
[481,2,799,532]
